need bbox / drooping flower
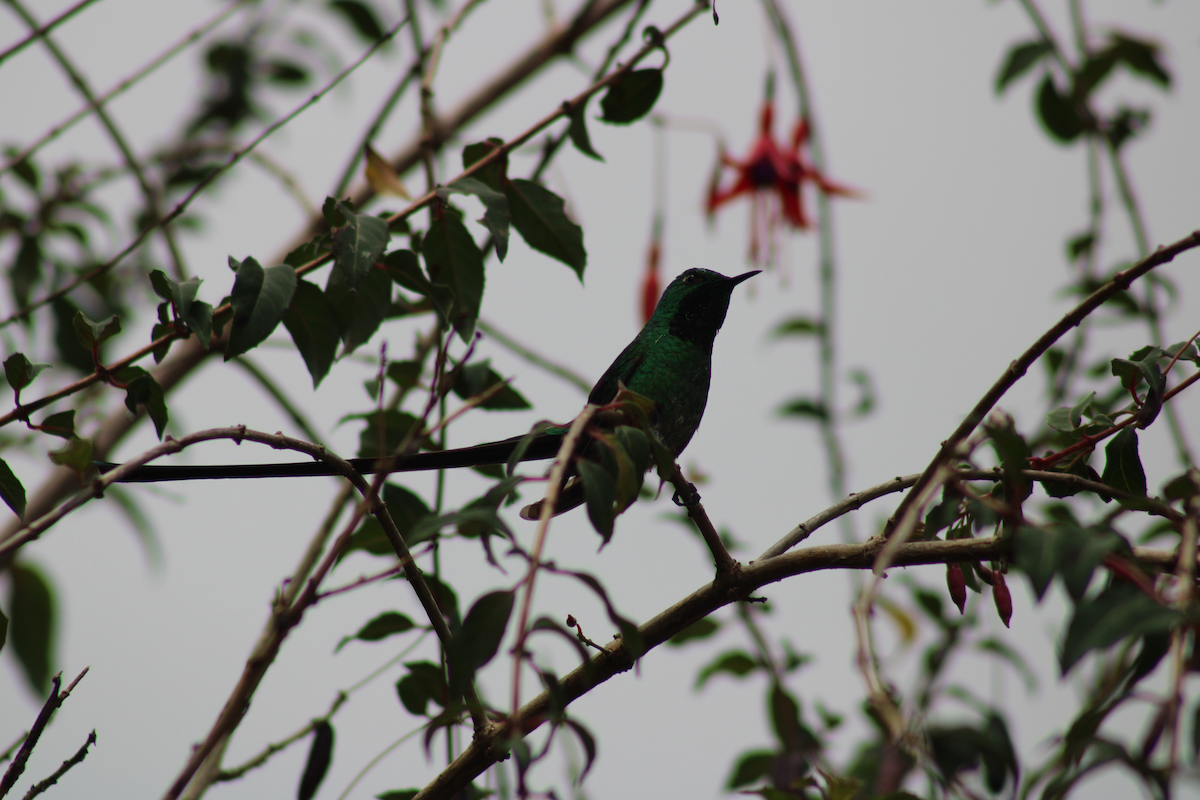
[639,236,662,324]
[706,102,858,263]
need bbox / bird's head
[653,268,760,345]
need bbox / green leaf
[149,269,202,318]
[226,257,297,360]
[695,650,757,689]
[1101,428,1146,497]
[354,410,426,459]
[668,617,720,646]
[336,611,415,652]
[344,483,433,559]
[322,196,347,228]
[1036,75,1085,142]
[118,367,169,439]
[282,279,339,388]
[726,750,775,789]
[0,458,27,518]
[325,258,391,355]
[563,718,597,780]
[385,360,422,391]
[334,200,390,290]
[73,311,121,350]
[578,458,616,543]
[1060,581,1183,673]
[10,234,41,310]
[769,316,824,339]
[396,660,447,717]
[1110,33,1170,88]
[48,436,94,479]
[447,590,514,697]
[8,562,56,694]
[995,39,1053,93]
[504,179,586,278]
[567,99,603,160]
[777,397,829,421]
[451,361,530,410]
[461,138,507,190]
[4,353,49,392]
[438,178,511,262]
[150,322,175,363]
[1012,524,1062,600]
[598,68,663,124]
[298,721,334,800]
[284,233,331,268]
[424,210,485,342]
[328,0,386,41]
[381,249,453,323]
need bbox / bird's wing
[587,341,645,406]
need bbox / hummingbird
[99,268,759,515]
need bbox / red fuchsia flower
[706,102,858,263]
[639,236,662,325]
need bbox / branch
[19,730,96,800]
[0,668,88,799]
[886,229,1200,543]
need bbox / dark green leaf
[563,719,597,780]
[1061,581,1183,673]
[149,269,202,318]
[726,750,775,789]
[38,410,75,441]
[769,316,824,339]
[322,196,347,228]
[48,436,92,479]
[334,200,390,290]
[336,611,415,652]
[1111,33,1170,88]
[328,0,386,41]
[995,39,1053,93]
[265,59,308,85]
[447,591,513,697]
[504,179,585,278]
[777,397,829,421]
[578,458,616,542]
[282,279,339,387]
[118,368,169,439]
[1036,75,1085,142]
[1101,428,1146,497]
[695,650,757,689]
[73,311,121,350]
[668,616,720,646]
[598,68,663,124]
[438,178,511,262]
[297,721,334,800]
[424,210,485,342]
[770,683,816,753]
[4,353,49,392]
[8,562,55,694]
[0,606,6,652]
[284,233,331,268]
[385,360,422,391]
[381,249,453,323]
[150,322,175,363]
[1074,50,1119,99]
[567,99,603,161]
[396,661,447,717]
[10,235,41,310]
[461,138,506,190]
[1013,525,1068,601]
[451,361,529,410]
[343,482,433,559]
[0,458,27,518]
[326,258,391,355]
[226,257,298,360]
[354,409,426,459]
[1067,231,1096,260]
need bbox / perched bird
[100,268,759,515]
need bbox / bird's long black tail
[96,430,567,483]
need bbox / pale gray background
[2,1,1199,798]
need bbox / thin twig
[19,730,96,800]
[0,0,99,65]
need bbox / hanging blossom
[706,102,858,263]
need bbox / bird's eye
[683,273,698,284]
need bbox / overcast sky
[2,1,1199,798]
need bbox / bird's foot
[671,481,701,507]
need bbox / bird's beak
[729,270,761,286]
